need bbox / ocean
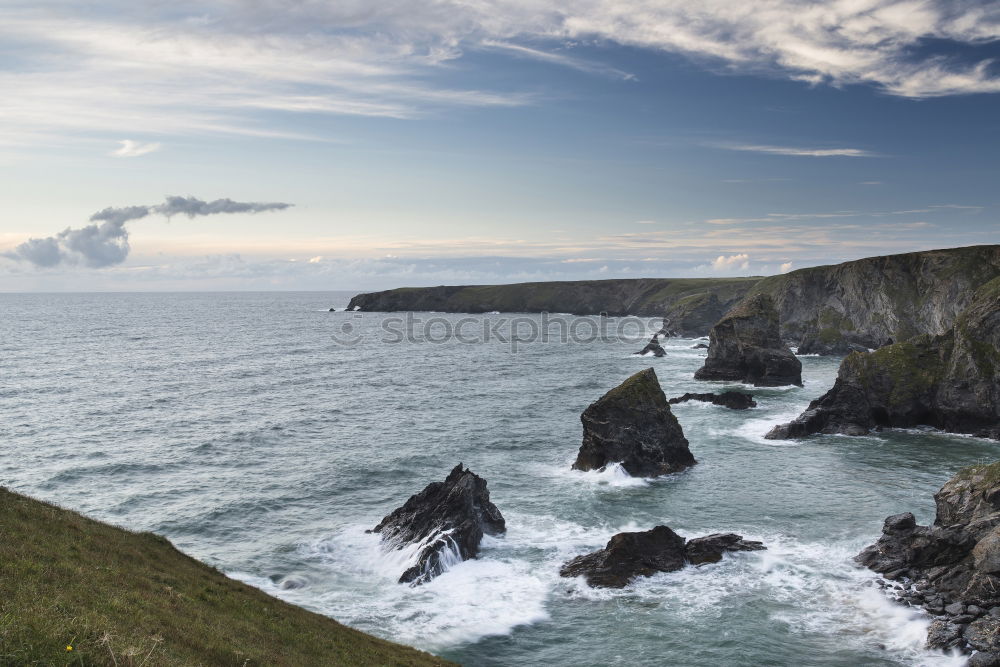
[3,291,995,666]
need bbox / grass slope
[0,488,453,666]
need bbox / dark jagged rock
[694,294,802,387]
[969,651,1000,667]
[634,334,666,357]
[856,462,1000,654]
[559,526,687,588]
[370,464,505,585]
[767,277,1000,440]
[668,392,756,410]
[573,368,695,477]
[691,343,709,349]
[684,533,765,564]
[559,526,765,588]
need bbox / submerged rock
[573,368,695,477]
[856,462,1000,654]
[767,277,1000,440]
[634,334,667,357]
[691,343,709,350]
[370,464,505,585]
[694,294,802,387]
[668,391,756,410]
[559,526,765,588]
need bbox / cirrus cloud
[1,0,998,145]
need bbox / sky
[1,0,998,292]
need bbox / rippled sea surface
[3,292,998,666]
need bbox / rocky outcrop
[668,392,756,410]
[856,462,1000,657]
[573,368,696,477]
[685,533,767,564]
[766,277,1000,440]
[694,294,802,387]
[634,334,666,357]
[370,464,506,585]
[347,277,758,321]
[748,244,1000,354]
[559,525,764,588]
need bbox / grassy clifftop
[0,488,452,666]
[347,277,760,317]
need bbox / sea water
[2,291,995,666]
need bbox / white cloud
[110,139,161,157]
[714,143,875,157]
[711,253,751,271]
[780,261,793,273]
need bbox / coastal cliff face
[694,294,802,387]
[748,245,1000,354]
[345,245,1000,350]
[347,277,758,319]
[767,276,1000,440]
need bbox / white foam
[725,408,804,445]
[286,526,551,650]
[561,462,651,488]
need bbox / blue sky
[1,0,998,291]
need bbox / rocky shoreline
[857,463,1000,662]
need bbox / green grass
[0,488,453,667]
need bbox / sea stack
[856,462,1000,657]
[694,294,802,387]
[573,368,695,477]
[635,334,667,357]
[767,276,1000,440]
[559,525,764,588]
[370,464,505,585]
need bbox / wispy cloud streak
[713,143,876,157]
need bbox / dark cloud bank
[4,196,292,268]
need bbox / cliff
[347,277,760,319]
[345,245,1000,349]
[0,487,452,666]
[748,244,1000,354]
[766,276,1000,440]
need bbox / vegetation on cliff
[0,488,451,666]
[747,244,1000,354]
[767,276,1000,440]
[347,277,759,319]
